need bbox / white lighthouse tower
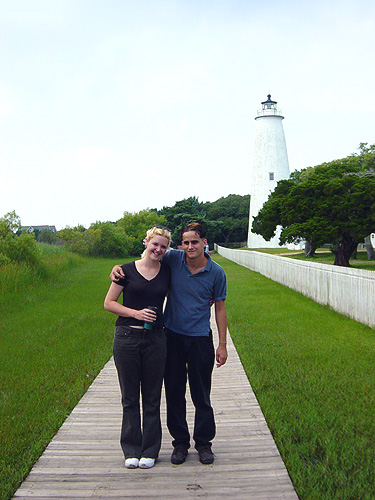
[247,94,290,248]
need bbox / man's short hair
[180,222,207,240]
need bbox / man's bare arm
[214,300,228,367]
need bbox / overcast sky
[1,0,374,230]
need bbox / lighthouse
[247,94,290,248]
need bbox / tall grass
[0,244,80,299]
[0,247,129,500]
[213,254,375,500]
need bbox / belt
[123,325,162,332]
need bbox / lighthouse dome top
[256,94,284,119]
[261,94,277,107]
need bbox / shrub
[56,222,133,258]
[89,222,132,257]
[0,232,42,268]
[38,229,57,245]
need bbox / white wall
[215,245,375,329]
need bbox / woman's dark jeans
[113,325,167,459]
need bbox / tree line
[0,194,250,262]
[2,143,374,267]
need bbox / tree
[89,221,133,257]
[0,210,21,237]
[38,229,57,245]
[158,197,209,246]
[57,222,134,258]
[0,211,41,267]
[158,195,250,247]
[116,210,167,255]
[252,144,375,267]
[204,194,250,244]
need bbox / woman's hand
[134,308,157,323]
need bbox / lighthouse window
[269,172,275,181]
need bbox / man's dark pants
[164,328,215,450]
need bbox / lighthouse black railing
[256,108,283,116]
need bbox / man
[110,222,228,465]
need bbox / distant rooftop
[21,225,57,234]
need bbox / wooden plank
[13,320,298,499]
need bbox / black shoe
[197,445,214,464]
[171,446,188,464]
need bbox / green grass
[0,243,79,299]
[0,248,131,500]
[2,248,375,499]
[213,254,375,500]
[237,247,375,271]
[284,250,375,271]
[238,246,293,254]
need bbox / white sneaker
[139,457,155,469]
[125,458,139,469]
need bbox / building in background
[20,225,57,234]
[247,95,290,248]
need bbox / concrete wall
[215,245,375,329]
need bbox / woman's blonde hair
[141,226,171,258]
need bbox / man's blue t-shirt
[162,249,227,337]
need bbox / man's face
[181,231,207,260]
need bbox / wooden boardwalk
[13,323,298,499]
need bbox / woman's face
[146,235,169,260]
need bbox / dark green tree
[204,194,250,244]
[158,195,250,246]
[158,196,209,245]
[252,144,375,267]
[38,229,57,245]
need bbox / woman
[104,226,171,469]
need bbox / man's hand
[216,344,228,368]
[109,265,125,282]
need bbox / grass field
[285,249,375,272]
[0,247,127,500]
[214,254,375,500]
[1,248,375,499]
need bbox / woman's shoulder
[122,261,136,270]
[120,261,137,276]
